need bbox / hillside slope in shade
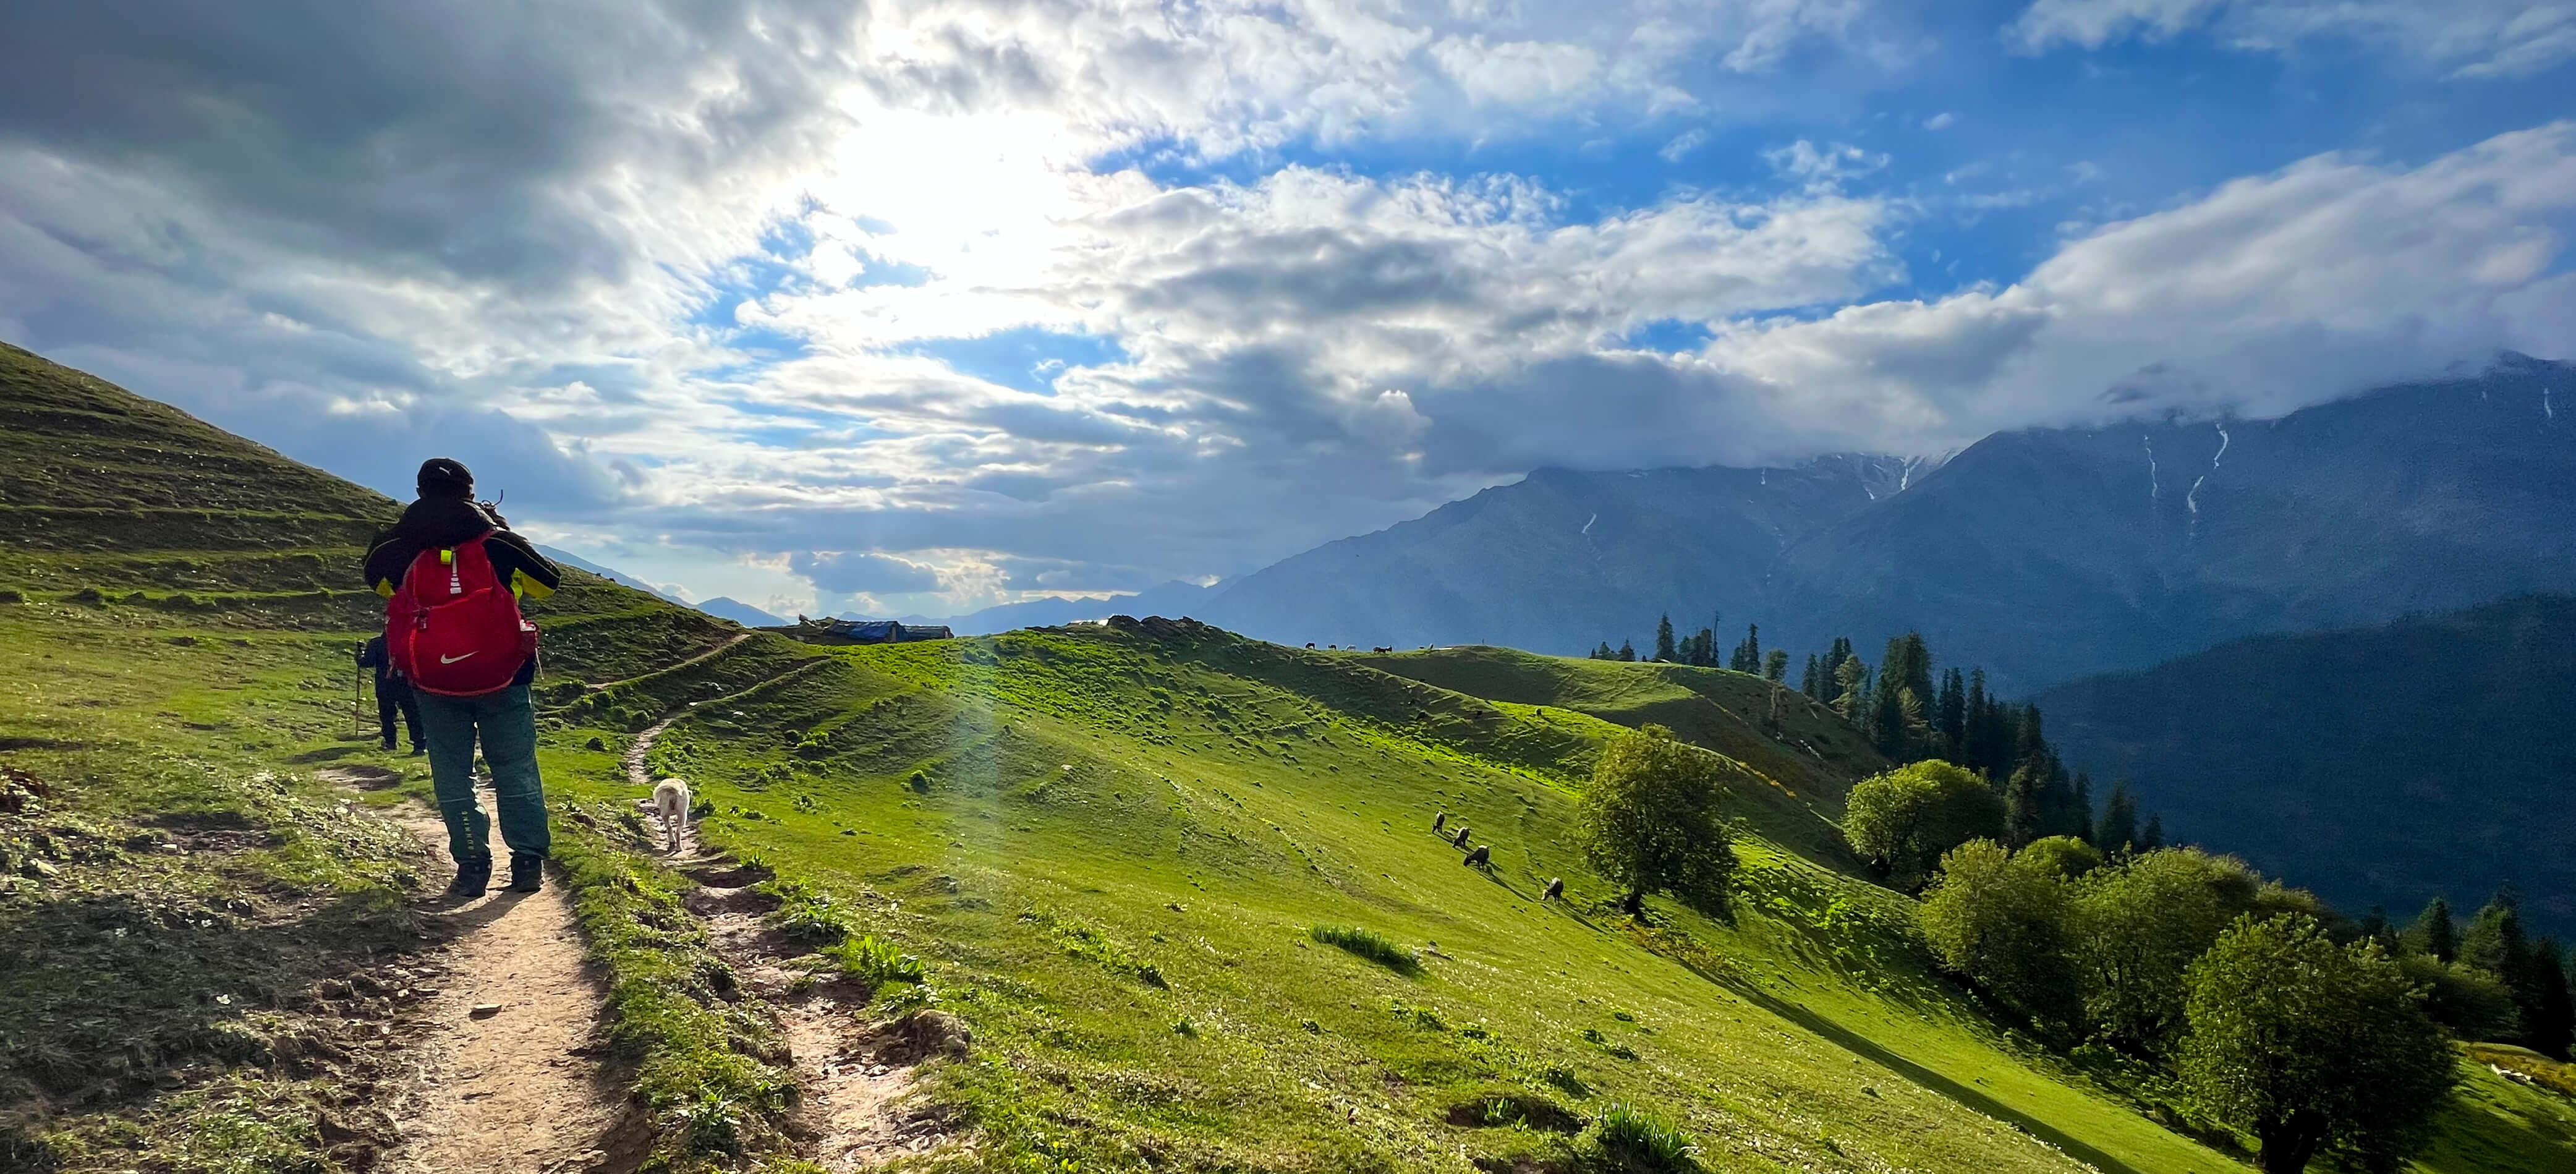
[2038,593,2576,936]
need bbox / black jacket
[362,498,563,687]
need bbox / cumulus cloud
[2009,0,2576,77]
[793,550,945,595]
[1699,121,2576,449]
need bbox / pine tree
[1936,668,1966,757]
[1617,639,1636,662]
[2140,813,2164,851]
[1800,653,1823,699]
[2002,762,2042,849]
[2525,940,2574,1060]
[1822,637,1853,703]
[1730,624,1761,673]
[1654,615,1676,663]
[2012,705,2048,779]
[2403,897,2457,964]
[1591,642,1614,660]
[2461,889,2529,977]
[1833,656,1869,723]
[1871,677,1910,760]
[1689,627,1715,667]
[2070,772,2096,846]
[1764,647,1788,682]
[1962,669,1994,775]
[2097,783,2140,854]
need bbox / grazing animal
[650,777,691,854]
[1463,844,1491,867]
[1544,877,1565,900]
[1304,642,1316,649]
[1373,646,1394,653]
[1452,826,1472,848]
[1433,812,1447,832]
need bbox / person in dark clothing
[363,457,564,899]
[356,634,425,754]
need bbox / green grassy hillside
[5,341,2572,1173]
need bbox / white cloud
[1699,121,2576,451]
[2009,0,2576,77]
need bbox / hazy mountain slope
[1780,355,2576,693]
[925,578,1218,634]
[1195,456,1919,652]
[2038,593,2576,937]
[695,595,789,627]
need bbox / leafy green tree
[1762,647,1788,682]
[1919,840,2080,1027]
[2179,916,2457,1174]
[2017,835,2102,880]
[1843,760,2005,890]
[1653,615,1676,663]
[1578,724,1736,917]
[2067,848,2258,1051]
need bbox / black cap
[417,457,474,500]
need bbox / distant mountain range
[535,545,787,628]
[972,355,2576,695]
[2038,593,2576,938]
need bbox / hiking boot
[444,854,493,899]
[504,853,545,893]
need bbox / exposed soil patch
[318,768,623,1174]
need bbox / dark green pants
[415,683,550,862]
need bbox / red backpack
[386,534,539,697]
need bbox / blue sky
[2,0,2572,618]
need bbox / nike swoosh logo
[438,652,478,665]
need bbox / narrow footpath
[320,765,623,1174]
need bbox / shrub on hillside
[2017,835,2102,880]
[1309,925,1419,974]
[1577,724,1736,917]
[1843,760,2004,890]
[1919,840,2080,1029]
[2065,848,2261,1052]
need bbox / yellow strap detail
[440,548,455,564]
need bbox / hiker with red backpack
[363,458,564,899]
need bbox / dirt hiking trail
[629,706,961,1169]
[320,765,622,1174]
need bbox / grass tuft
[820,934,924,986]
[1309,924,1421,974]
[1593,1102,1700,1173]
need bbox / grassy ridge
[554,623,2242,1173]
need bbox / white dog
[647,777,691,854]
